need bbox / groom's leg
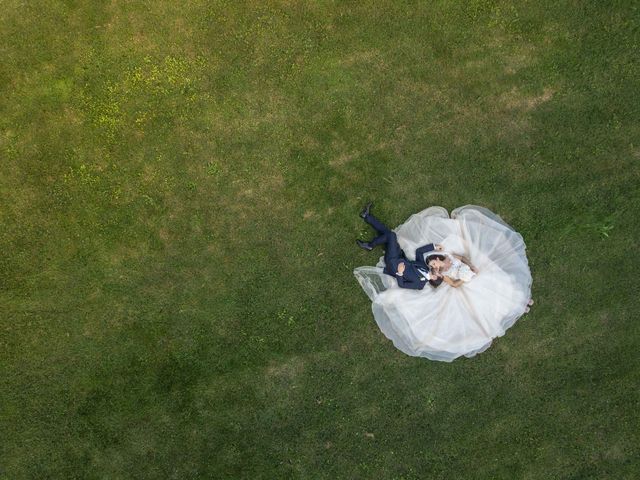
[363,213,391,235]
[381,232,403,263]
[369,231,402,258]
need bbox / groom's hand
[397,262,406,275]
[435,244,444,251]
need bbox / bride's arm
[442,276,463,288]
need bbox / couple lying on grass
[354,203,534,362]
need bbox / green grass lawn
[1,1,639,478]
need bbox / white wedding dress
[354,206,532,362]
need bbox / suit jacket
[383,243,436,290]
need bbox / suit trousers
[364,214,404,266]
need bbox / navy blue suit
[363,213,436,290]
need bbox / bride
[354,205,533,362]
[428,252,479,287]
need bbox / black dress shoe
[359,202,373,219]
[356,239,373,251]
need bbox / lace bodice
[442,254,476,282]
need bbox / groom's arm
[415,243,445,261]
[415,243,435,259]
[396,276,422,289]
[394,262,422,289]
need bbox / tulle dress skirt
[354,206,532,362]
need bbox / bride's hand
[471,266,478,273]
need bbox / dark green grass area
[1,0,639,478]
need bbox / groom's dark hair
[427,254,446,265]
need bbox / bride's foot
[524,299,534,313]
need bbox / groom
[357,203,443,289]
